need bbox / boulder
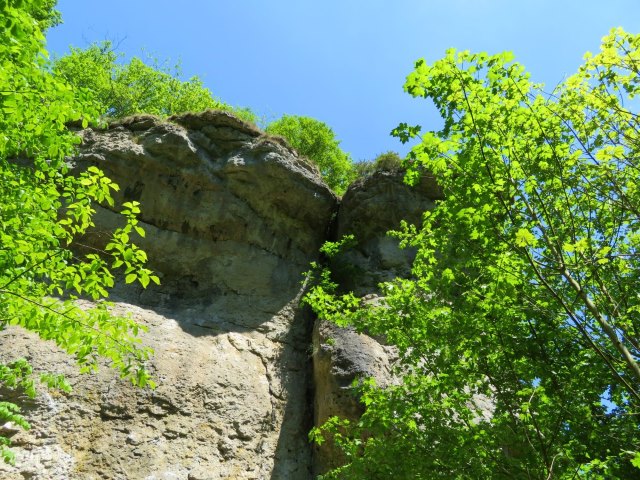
[311,317,396,474]
[331,170,442,295]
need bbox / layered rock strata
[1,111,336,480]
[0,111,442,479]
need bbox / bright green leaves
[319,234,356,258]
[105,201,159,289]
[51,41,257,123]
[0,0,158,465]
[595,145,626,162]
[390,122,422,144]
[0,402,29,464]
[441,267,455,282]
[514,228,536,247]
[307,28,640,479]
[265,115,356,194]
[0,359,36,464]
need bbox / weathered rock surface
[1,111,336,480]
[76,111,334,304]
[0,111,442,479]
[1,302,309,480]
[331,170,442,295]
[311,317,397,475]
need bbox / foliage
[52,41,257,123]
[353,160,376,178]
[355,150,404,178]
[307,28,640,478]
[1,0,156,464]
[372,150,403,172]
[265,115,356,194]
[23,0,60,29]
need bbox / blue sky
[47,1,639,161]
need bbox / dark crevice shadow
[269,303,315,480]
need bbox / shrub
[354,151,404,179]
[373,150,403,172]
[52,41,257,123]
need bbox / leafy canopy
[266,114,356,194]
[307,28,640,479]
[1,0,157,464]
[52,41,257,123]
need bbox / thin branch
[0,288,142,358]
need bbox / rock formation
[310,171,442,474]
[0,111,442,479]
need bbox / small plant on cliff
[372,150,404,172]
[307,29,640,478]
[52,41,257,123]
[1,0,156,464]
[355,150,405,178]
[265,115,356,194]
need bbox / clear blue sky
[47,1,639,161]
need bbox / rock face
[76,111,334,304]
[0,111,441,479]
[311,319,396,475]
[330,170,442,295]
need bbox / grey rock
[0,111,335,480]
[75,111,336,306]
[311,318,396,474]
[0,111,442,479]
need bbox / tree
[266,115,356,194]
[307,28,640,478]
[1,0,157,464]
[52,41,258,123]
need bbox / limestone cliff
[0,111,441,480]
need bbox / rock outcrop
[330,170,442,295]
[0,111,442,479]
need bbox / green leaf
[515,228,536,247]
